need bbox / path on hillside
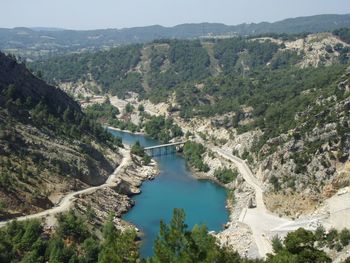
[211,146,350,258]
[0,148,131,228]
[212,147,290,257]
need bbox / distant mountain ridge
[1,14,350,60]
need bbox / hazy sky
[2,0,350,30]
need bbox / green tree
[138,104,145,112]
[149,208,243,263]
[267,228,331,263]
[271,235,283,253]
[56,211,89,242]
[339,229,350,247]
[125,103,134,113]
[131,141,145,157]
[98,215,139,263]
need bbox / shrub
[214,168,238,184]
[340,228,350,247]
[131,141,145,157]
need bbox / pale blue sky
[2,0,350,30]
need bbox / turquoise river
[109,129,229,258]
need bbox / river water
[109,129,229,258]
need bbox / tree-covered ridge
[0,53,119,148]
[26,38,281,99]
[2,14,350,60]
[30,31,350,103]
[31,45,143,98]
[30,39,213,100]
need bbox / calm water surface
[109,129,229,258]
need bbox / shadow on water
[108,129,229,258]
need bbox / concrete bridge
[144,141,186,157]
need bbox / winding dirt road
[213,147,290,257]
[0,148,131,228]
[212,146,350,258]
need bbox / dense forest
[30,30,350,102]
[2,209,350,262]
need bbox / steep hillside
[30,32,350,102]
[1,14,350,60]
[32,32,350,218]
[0,52,119,219]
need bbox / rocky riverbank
[71,147,159,233]
[188,145,259,257]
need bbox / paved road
[0,148,131,228]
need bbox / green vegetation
[2,209,350,262]
[85,99,140,133]
[147,208,246,263]
[144,115,183,143]
[84,100,183,143]
[2,84,119,147]
[31,45,143,98]
[0,53,120,216]
[176,63,349,160]
[85,98,119,123]
[314,226,350,252]
[334,28,350,44]
[214,168,239,184]
[147,40,210,97]
[268,228,331,263]
[0,211,138,263]
[183,141,209,172]
[130,141,151,165]
[213,37,280,74]
[125,103,134,113]
[131,141,145,157]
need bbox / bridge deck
[144,141,186,150]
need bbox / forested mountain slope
[1,14,350,60]
[0,52,119,219]
[30,31,350,101]
[29,30,350,216]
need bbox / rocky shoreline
[72,147,159,233]
[188,151,258,257]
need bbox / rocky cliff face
[0,52,118,219]
[201,68,350,217]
